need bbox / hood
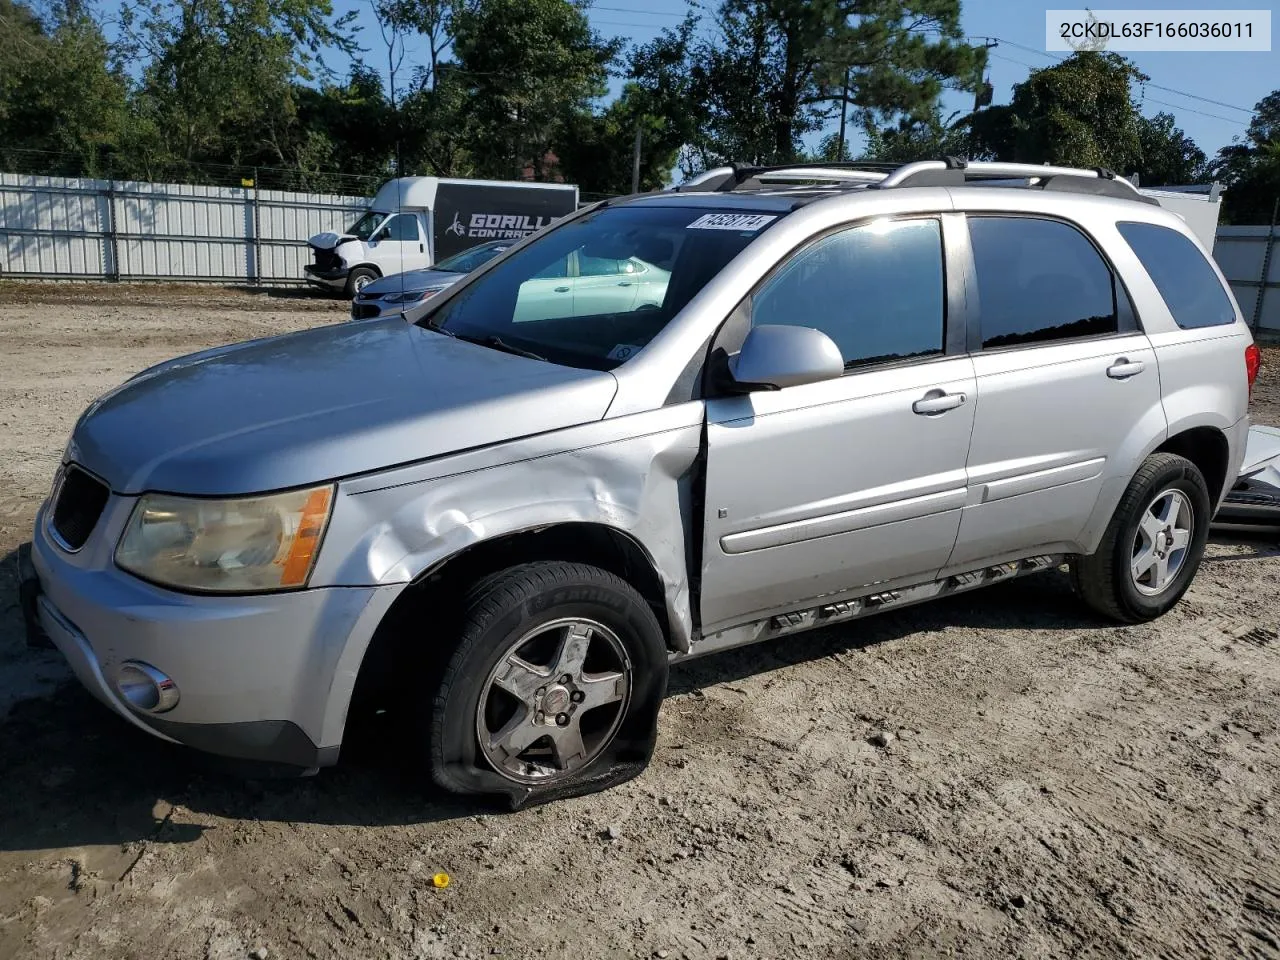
[69,318,619,496]
[360,268,465,298]
[309,231,356,251]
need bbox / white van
[305,176,580,297]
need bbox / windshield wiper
[452,333,549,362]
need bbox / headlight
[115,485,334,593]
[383,287,445,304]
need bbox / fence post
[1252,197,1278,333]
[105,179,120,282]
[252,168,263,285]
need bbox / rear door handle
[1107,358,1145,379]
[912,391,967,415]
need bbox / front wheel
[429,562,668,809]
[1072,452,1211,623]
[344,266,378,298]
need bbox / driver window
[751,218,945,369]
[384,214,420,242]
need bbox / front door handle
[1107,358,1145,379]
[554,285,571,293]
[912,390,967,415]
[617,280,633,287]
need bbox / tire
[344,267,378,298]
[429,561,667,810]
[1072,453,1211,623]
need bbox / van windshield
[347,210,388,241]
[419,203,780,370]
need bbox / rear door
[573,254,640,315]
[946,214,1164,570]
[698,215,977,632]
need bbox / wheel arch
[1155,424,1231,506]
[341,522,676,746]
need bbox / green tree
[118,0,356,181]
[451,0,619,180]
[860,107,968,162]
[1211,91,1280,224]
[687,0,987,167]
[1134,111,1207,186]
[970,52,1145,170]
[557,15,704,194]
[0,0,129,176]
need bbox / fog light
[114,661,180,714]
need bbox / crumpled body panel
[310,403,705,653]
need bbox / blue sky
[104,0,1277,168]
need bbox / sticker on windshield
[686,213,777,232]
[607,344,643,362]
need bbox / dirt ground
[2,282,1280,960]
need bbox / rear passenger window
[752,218,945,369]
[1116,221,1236,329]
[969,217,1118,349]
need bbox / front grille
[351,302,382,320]
[51,466,110,550]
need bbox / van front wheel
[344,267,378,298]
[429,561,668,809]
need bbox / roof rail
[872,158,1158,204]
[670,161,897,193]
[670,158,1159,205]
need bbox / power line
[986,51,1246,126]
[590,6,689,18]
[1141,94,1250,125]
[979,34,1258,116]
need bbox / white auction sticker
[1046,9,1270,51]
[687,213,778,232]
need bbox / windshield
[434,242,509,274]
[420,204,780,370]
[347,210,388,241]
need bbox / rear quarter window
[1116,221,1236,329]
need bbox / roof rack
[672,157,1158,205]
[868,157,1157,204]
[669,161,896,193]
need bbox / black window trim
[959,212,1142,356]
[706,212,961,389]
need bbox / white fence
[0,173,369,284]
[1215,224,1280,333]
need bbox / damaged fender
[308,404,705,749]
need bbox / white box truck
[305,176,580,296]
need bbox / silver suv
[22,160,1260,808]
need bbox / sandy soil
[2,284,1280,960]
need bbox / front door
[946,214,1165,569]
[368,213,431,276]
[698,216,977,633]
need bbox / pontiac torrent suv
[22,160,1260,809]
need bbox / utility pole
[631,126,643,194]
[835,65,851,161]
[969,39,999,161]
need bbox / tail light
[1246,343,1262,399]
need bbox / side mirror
[727,324,844,392]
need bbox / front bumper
[26,501,399,770]
[303,262,349,291]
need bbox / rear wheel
[429,561,667,808]
[344,266,378,298]
[1072,453,1211,623]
